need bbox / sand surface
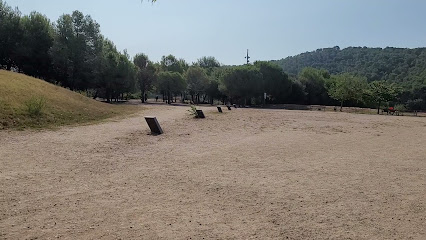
[1,104,426,239]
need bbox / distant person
[155,95,158,102]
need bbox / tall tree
[298,67,331,105]
[50,11,103,90]
[185,66,209,103]
[134,53,156,103]
[220,65,263,105]
[326,73,367,111]
[366,81,400,114]
[206,68,226,104]
[157,71,186,104]
[255,61,292,103]
[17,12,54,79]
[0,1,22,70]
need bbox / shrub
[188,105,197,117]
[25,96,46,117]
[394,104,407,112]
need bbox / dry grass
[0,70,139,129]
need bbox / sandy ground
[1,104,426,240]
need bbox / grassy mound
[0,70,139,129]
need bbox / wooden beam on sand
[144,116,163,135]
[196,110,205,119]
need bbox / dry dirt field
[1,104,426,239]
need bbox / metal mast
[245,49,250,65]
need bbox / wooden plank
[144,116,163,134]
[196,110,205,118]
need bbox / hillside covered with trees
[272,46,426,86]
[271,47,426,106]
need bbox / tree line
[0,1,422,111]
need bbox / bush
[394,104,407,112]
[188,105,197,117]
[406,99,425,111]
[25,96,46,117]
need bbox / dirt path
[1,105,426,239]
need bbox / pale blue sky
[6,0,426,65]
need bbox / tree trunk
[340,100,344,112]
[377,101,381,114]
[141,89,145,103]
[93,90,98,100]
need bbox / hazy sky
[6,0,426,65]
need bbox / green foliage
[157,71,186,104]
[405,98,425,111]
[287,78,306,104]
[97,40,136,102]
[187,105,197,117]
[134,53,157,103]
[160,55,188,74]
[272,46,426,85]
[220,65,263,105]
[394,104,407,112]
[326,73,367,110]
[18,12,54,79]
[0,0,22,70]
[25,96,46,117]
[365,81,401,113]
[194,56,221,75]
[271,46,426,109]
[186,66,209,103]
[254,61,292,103]
[298,67,331,105]
[50,11,104,91]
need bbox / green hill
[271,46,426,89]
[0,70,139,129]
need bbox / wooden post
[196,110,205,118]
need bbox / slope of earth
[0,70,138,129]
